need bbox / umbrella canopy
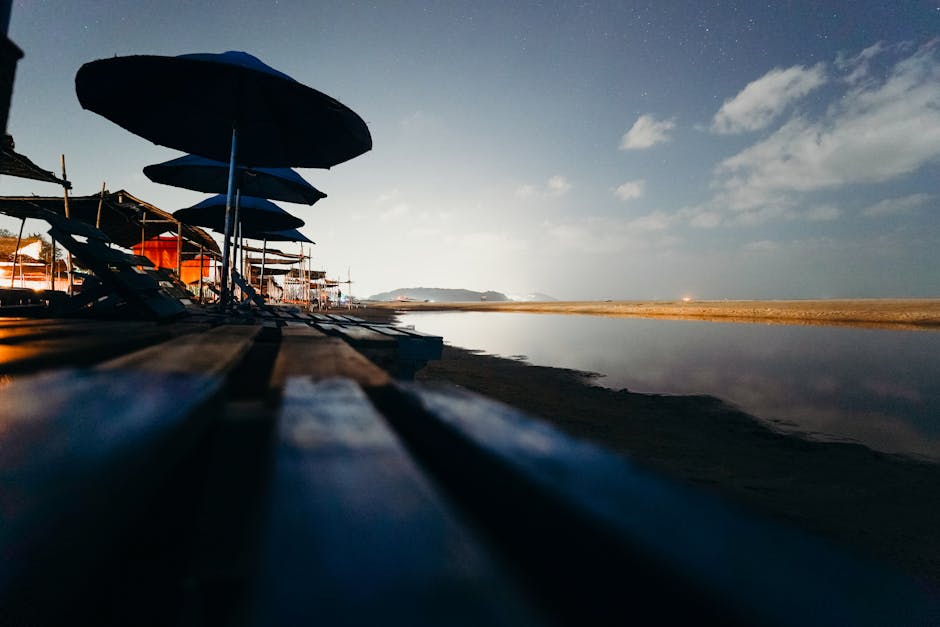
[75,51,372,168]
[175,194,304,232]
[143,154,327,205]
[240,226,314,244]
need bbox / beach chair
[42,211,187,319]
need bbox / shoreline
[366,298,940,331]
[350,305,940,587]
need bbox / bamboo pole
[61,155,73,296]
[9,216,24,289]
[260,238,267,299]
[197,245,204,303]
[95,181,106,229]
[49,239,55,291]
[176,222,182,277]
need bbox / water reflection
[400,311,940,461]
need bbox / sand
[350,303,940,587]
[369,298,940,330]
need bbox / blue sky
[3,1,939,299]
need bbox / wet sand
[369,298,940,330]
[350,304,940,587]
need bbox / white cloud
[375,188,400,204]
[543,216,682,254]
[380,202,410,220]
[451,231,529,254]
[711,63,826,134]
[620,114,675,150]
[546,175,572,196]
[862,193,933,217]
[677,205,723,229]
[613,179,645,201]
[690,211,722,229]
[743,240,781,253]
[516,175,572,198]
[713,42,940,213]
[627,210,674,231]
[836,41,890,85]
[803,205,842,222]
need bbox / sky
[2,1,939,300]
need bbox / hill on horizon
[367,287,510,302]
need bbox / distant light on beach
[682,296,693,302]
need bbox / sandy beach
[352,303,940,587]
[369,298,940,330]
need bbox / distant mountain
[368,287,510,302]
[509,292,558,302]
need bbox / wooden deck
[0,310,936,626]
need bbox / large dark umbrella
[76,50,371,307]
[175,194,304,233]
[75,51,371,167]
[143,154,327,206]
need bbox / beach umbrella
[241,227,314,244]
[143,154,327,206]
[175,194,304,233]
[75,51,371,167]
[75,50,371,307]
[238,226,314,297]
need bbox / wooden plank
[250,377,544,627]
[380,384,940,627]
[270,325,389,389]
[0,319,155,344]
[0,322,207,375]
[98,324,260,376]
[326,323,398,346]
[0,367,224,624]
[367,324,444,361]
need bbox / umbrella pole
[219,127,238,310]
[233,190,241,300]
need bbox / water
[399,311,940,461]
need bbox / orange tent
[180,255,215,285]
[132,236,179,270]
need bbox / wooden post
[95,181,106,229]
[259,238,267,299]
[9,216,24,289]
[176,222,182,277]
[49,239,55,291]
[61,155,74,296]
[197,246,204,303]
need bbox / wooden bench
[250,377,544,625]
[311,320,442,379]
[0,317,935,626]
[0,324,261,625]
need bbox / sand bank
[368,298,940,330]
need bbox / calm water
[400,311,940,462]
